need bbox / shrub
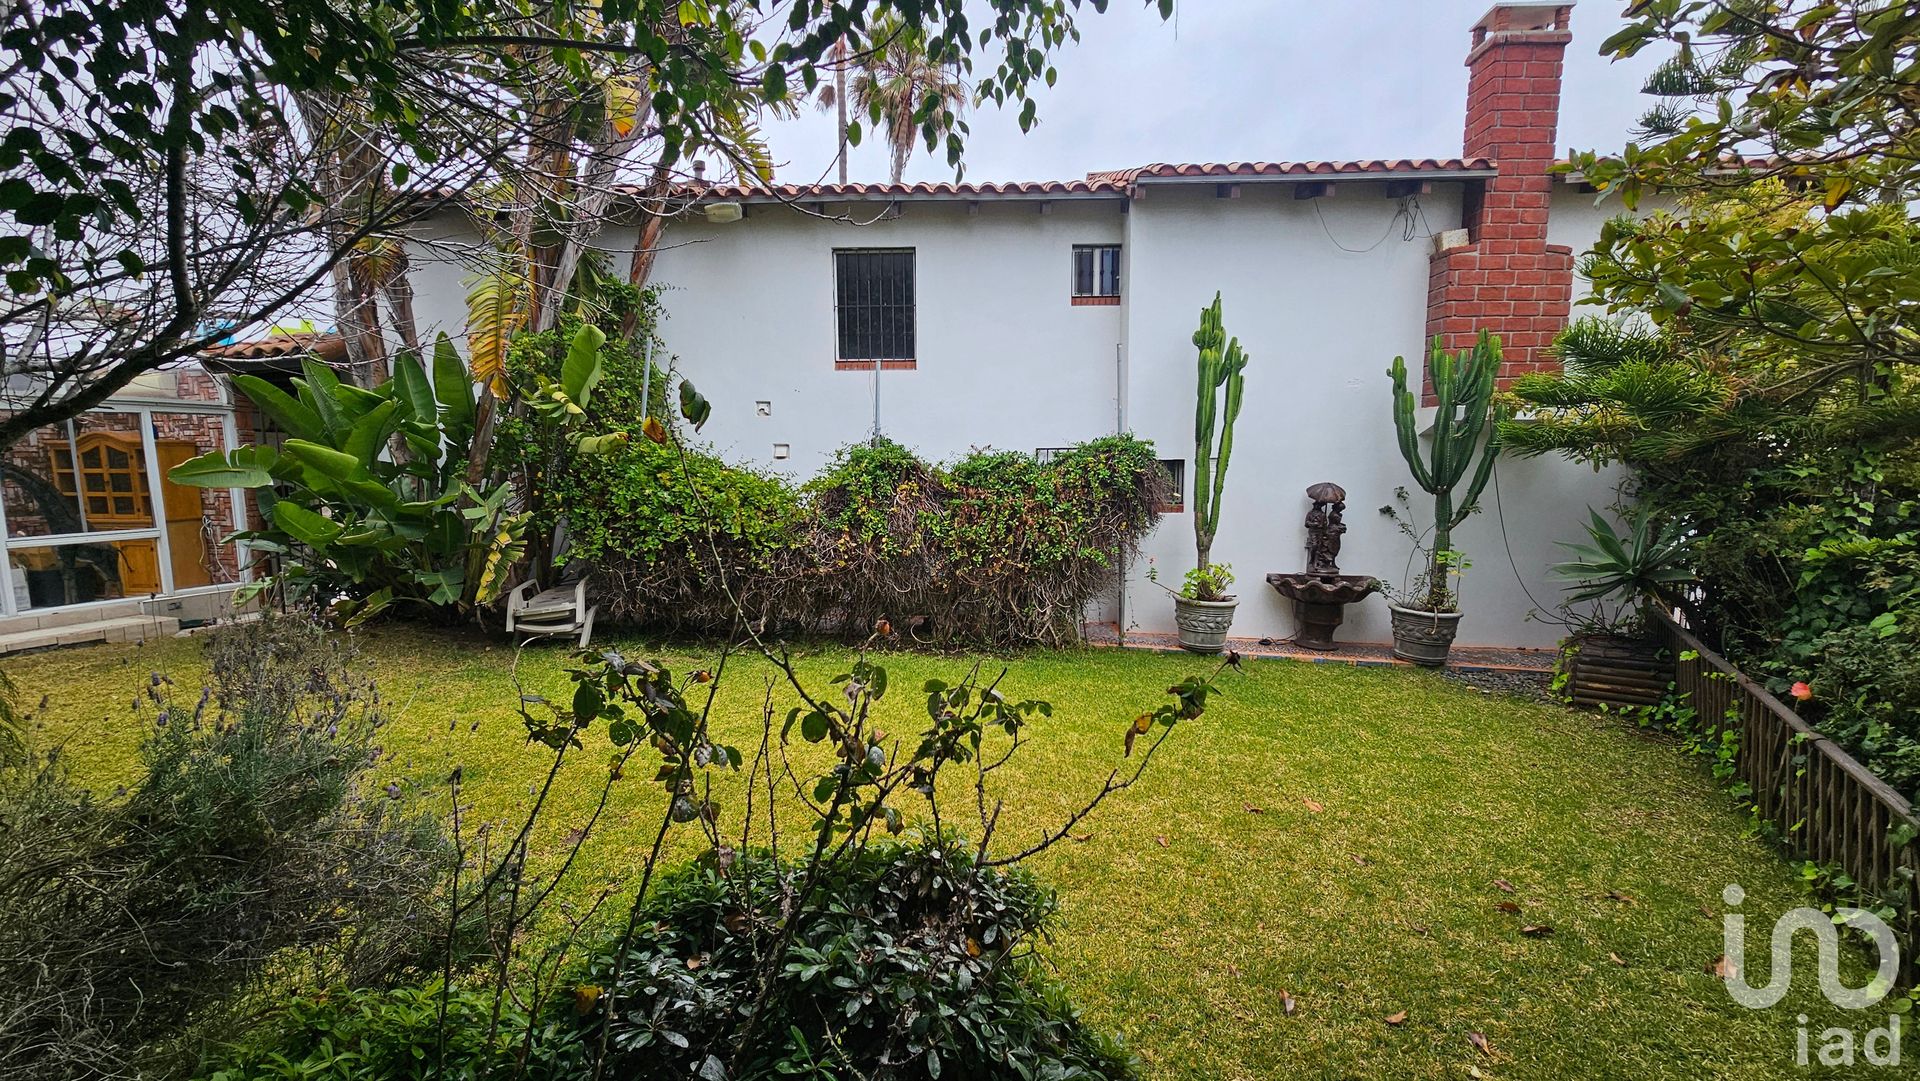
[196,985,586,1081]
[571,839,1136,1081]
[0,612,457,1079]
[1505,309,1920,787]
[558,436,805,631]
[551,434,1165,645]
[1808,622,1920,799]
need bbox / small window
[1071,245,1121,303]
[1156,459,1184,513]
[835,249,915,365]
[1034,447,1073,463]
[59,433,151,523]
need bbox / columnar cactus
[1388,330,1504,610]
[1192,292,1247,577]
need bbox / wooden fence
[1657,610,1920,978]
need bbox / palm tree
[847,15,968,184]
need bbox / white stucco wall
[649,199,1127,478]
[1116,180,1623,649]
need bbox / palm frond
[464,263,527,400]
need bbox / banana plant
[171,325,618,622]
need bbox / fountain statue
[1265,482,1381,651]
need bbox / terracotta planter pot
[1173,596,1237,654]
[1389,604,1462,666]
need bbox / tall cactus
[1388,330,1504,609]
[1191,292,1248,576]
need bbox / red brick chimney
[1425,3,1576,387]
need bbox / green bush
[197,985,585,1081]
[1505,309,1920,792]
[1809,622,1920,798]
[0,612,457,1079]
[572,839,1135,1081]
[525,425,1164,644]
[170,333,578,622]
[494,308,1165,645]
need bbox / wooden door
[157,440,213,588]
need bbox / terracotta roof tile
[199,332,346,363]
[632,177,1131,201]
[651,159,1497,203]
[1099,158,1496,184]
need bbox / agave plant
[1552,505,1694,609]
[171,326,620,622]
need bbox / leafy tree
[1568,3,1920,378]
[1508,5,1920,787]
[0,1,508,443]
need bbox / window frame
[1070,244,1122,305]
[833,247,917,369]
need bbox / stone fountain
[1265,482,1382,651]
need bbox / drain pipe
[639,337,652,420]
[1113,341,1126,644]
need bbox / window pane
[835,250,915,360]
[70,413,154,529]
[1,418,84,539]
[1072,249,1094,295]
[6,542,145,608]
[1072,246,1121,298]
[154,412,242,586]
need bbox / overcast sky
[758,1,1668,186]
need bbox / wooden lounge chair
[505,575,597,647]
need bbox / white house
[0,3,1626,654]
[408,2,1626,650]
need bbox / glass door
[0,402,247,616]
[1,412,163,611]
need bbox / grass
[5,625,1891,1080]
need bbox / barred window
[834,249,915,361]
[1072,245,1121,298]
[1157,459,1185,513]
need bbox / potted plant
[1384,331,1504,666]
[1170,292,1248,653]
[1549,505,1693,708]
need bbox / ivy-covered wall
[566,434,1164,646]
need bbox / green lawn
[5,626,1890,1080]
